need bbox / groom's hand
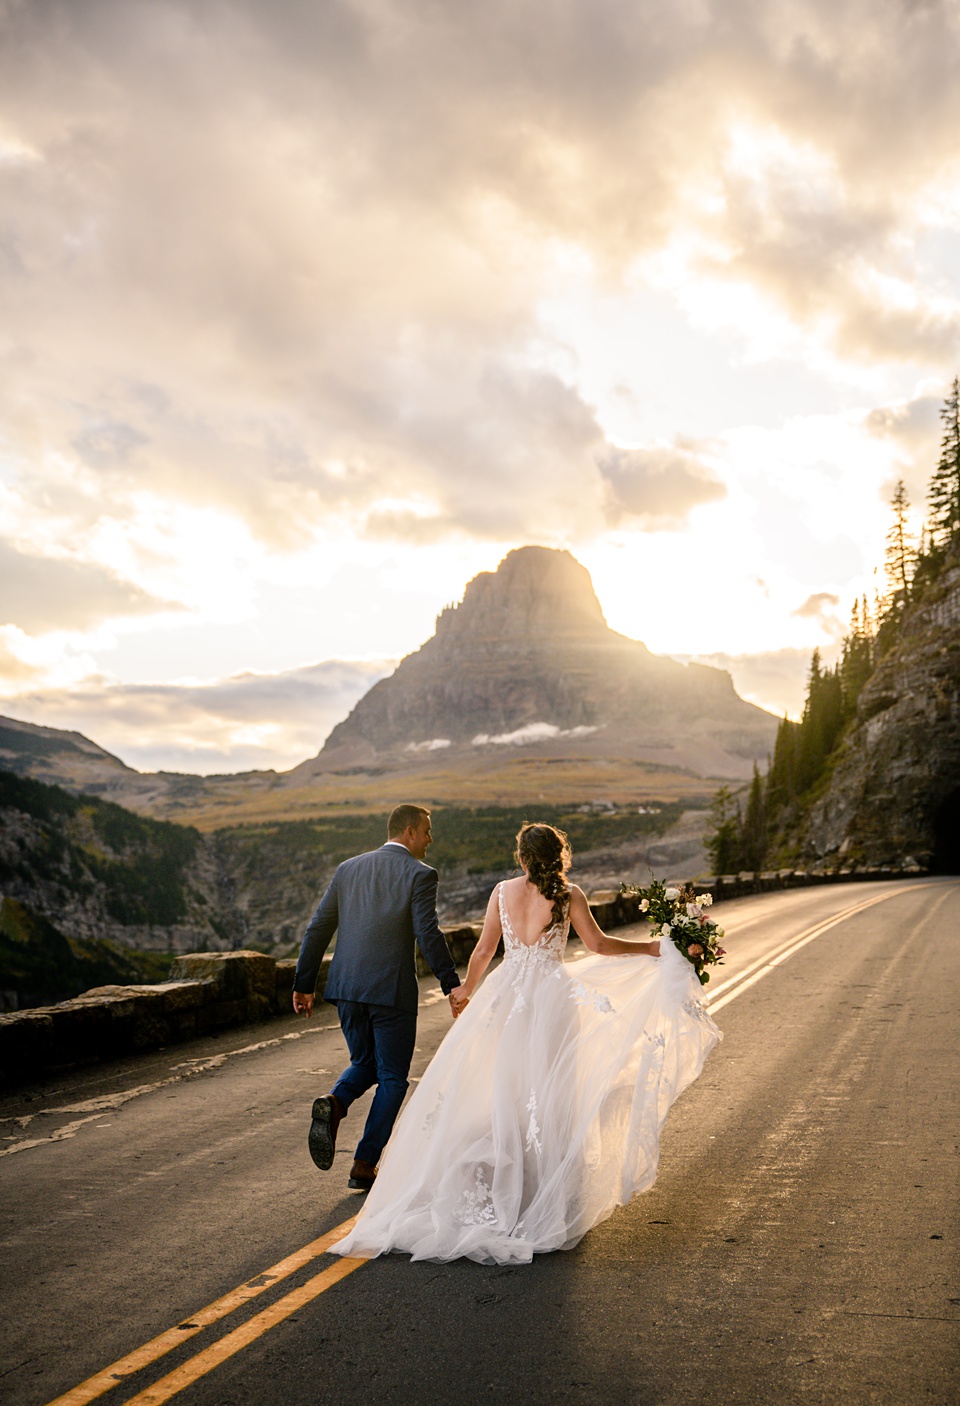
[449,988,469,1018]
[293,991,314,1017]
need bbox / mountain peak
[434,547,609,643]
[309,544,777,777]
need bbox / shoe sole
[308,1097,336,1171]
[348,1177,376,1191]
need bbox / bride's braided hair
[516,822,572,930]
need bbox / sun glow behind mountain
[1,1,959,771]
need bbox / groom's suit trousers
[331,1001,417,1166]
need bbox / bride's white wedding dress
[333,884,721,1265]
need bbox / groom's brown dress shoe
[348,1158,377,1191]
[308,1094,344,1171]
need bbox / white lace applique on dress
[334,880,721,1266]
[524,1090,542,1155]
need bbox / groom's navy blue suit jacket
[292,843,461,1014]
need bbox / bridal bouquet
[619,879,726,986]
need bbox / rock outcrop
[0,772,243,992]
[298,547,777,782]
[804,544,960,870]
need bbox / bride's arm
[569,885,660,957]
[459,885,504,1000]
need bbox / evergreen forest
[706,378,960,875]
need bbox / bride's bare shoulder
[500,875,525,894]
[487,876,514,906]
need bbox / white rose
[664,887,680,900]
[686,903,700,918]
[660,922,673,936]
[640,898,650,912]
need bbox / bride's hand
[450,988,470,1018]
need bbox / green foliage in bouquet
[619,878,726,986]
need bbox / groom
[292,804,465,1190]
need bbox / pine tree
[767,714,799,809]
[928,376,960,546]
[861,593,872,635]
[884,479,915,605]
[740,763,767,871]
[706,786,742,876]
[795,650,844,793]
[840,598,873,717]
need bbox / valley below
[0,766,711,1008]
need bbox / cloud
[865,393,943,447]
[405,737,452,753]
[695,144,960,365]
[2,658,394,773]
[1,0,958,576]
[0,539,175,632]
[597,443,727,528]
[472,722,598,746]
[0,637,43,684]
[791,591,844,639]
[863,390,946,501]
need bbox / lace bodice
[498,882,569,965]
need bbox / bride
[333,822,721,1265]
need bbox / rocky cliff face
[0,772,241,964]
[804,545,960,869]
[304,546,776,781]
[0,771,354,1003]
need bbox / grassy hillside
[172,756,711,830]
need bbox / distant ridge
[0,714,135,787]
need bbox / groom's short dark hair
[387,804,430,838]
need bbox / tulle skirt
[333,936,720,1265]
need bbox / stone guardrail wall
[0,923,491,1088]
[0,870,922,1088]
[685,862,925,903]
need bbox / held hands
[292,991,314,1017]
[449,987,470,1019]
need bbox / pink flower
[688,942,704,957]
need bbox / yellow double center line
[46,880,930,1406]
[46,1219,364,1406]
[706,883,924,1014]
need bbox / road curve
[1,878,957,1406]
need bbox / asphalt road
[2,878,958,1406]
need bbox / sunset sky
[2,0,959,774]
